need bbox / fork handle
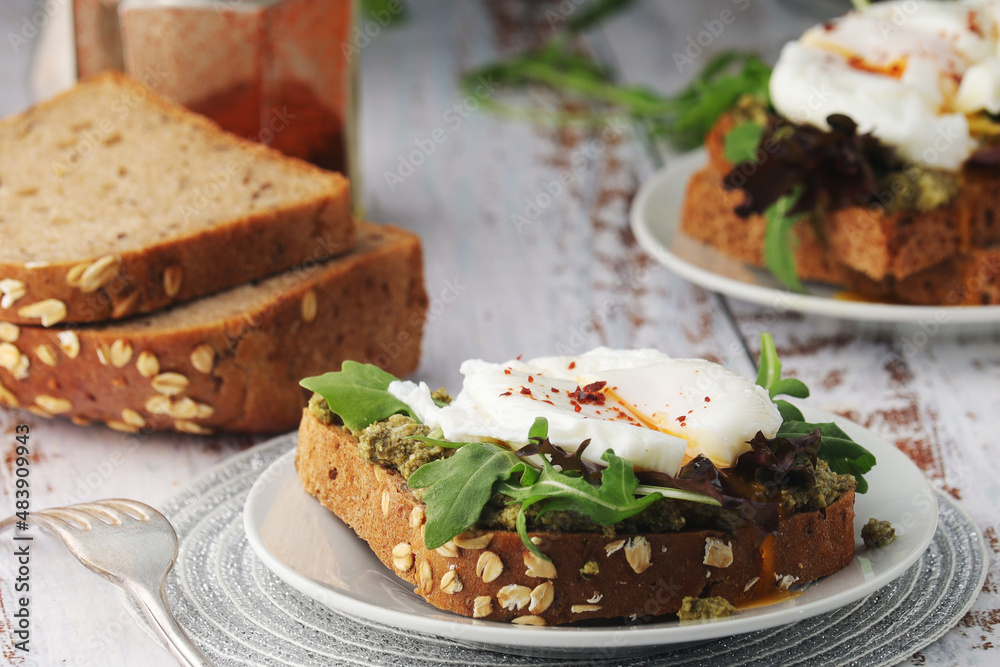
[127,581,212,667]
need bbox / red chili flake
[528,375,534,383]
[504,369,511,375]
[574,381,607,405]
[542,400,554,406]
[704,396,711,403]
[500,391,512,396]
[676,415,686,423]
[551,387,559,394]
[568,361,576,369]
[968,10,984,37]
[520,387,532,396]
[516,354,523,360]
[574,404,582,413]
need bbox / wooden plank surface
[0,1,996,665]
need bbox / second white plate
[243,405,937,653]
[629,150,1000,325]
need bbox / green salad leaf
[755,333,876,493]
[756,332,809,400]
[407,443,528,549]
[763,190,806,293]
[407,435,466,449]
[299,362,415,432]
[723,121,765,165]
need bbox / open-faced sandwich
[295,335,875,625]
[681,0,1000,305]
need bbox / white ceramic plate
[629,150,1000,325]
[243,405,937,652]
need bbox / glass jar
[73,0,357,177]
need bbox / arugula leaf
[407,435,466,449]
[723,121,764,165]
[756,332,809,400]
[763,191,806,293]
[777,421,877,494]
[755,333,876,493]
[633,484,725,505]
[299,362,415,432]
[528,416,549,441]
[459,8,772,153]
[775,399,805,422]
[497,448,662,558]
[407,443,527,549]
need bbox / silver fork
[0,499,211,666]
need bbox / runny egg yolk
[600,385,713,465]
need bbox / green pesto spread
[861,518,897,548]
[878,167,959,213]
[677,596,736,621]
[308,392,340,425]
[356,414,448,481]
[779,459,855,514]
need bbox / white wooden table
[1,2,997,665]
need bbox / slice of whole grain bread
[0,71,354,325]
[295,408,857,626]
[0,224,425,434]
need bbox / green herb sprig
[459,0,771,151]
[755,333,877,492]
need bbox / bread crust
[0,72,355,325]
[296,409,856,626]
[0,224,426,434]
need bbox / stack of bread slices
[0,73,427,434]
[682,113,1000,306]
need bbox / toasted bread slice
[0,224,425,434]
[296,408,856,626]
[0,72,354,325]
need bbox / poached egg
[769,0,1000,171]
[388,348,782,477]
